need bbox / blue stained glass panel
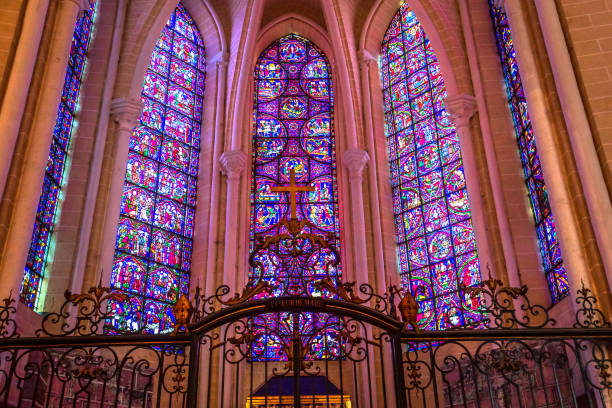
[21,1,97,309]
[250,35,341,360]
[109,3,205,333]
[380,3,483,329]
[488,2,568,302]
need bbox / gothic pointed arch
[250,34,341,359]
[108,3,206,334]
[379,3,483,330]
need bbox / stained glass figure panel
[21,1,97,310]
[108,3,205,333]
[251,35,341,360]
[488,2,568,302]
[380,3,483,330]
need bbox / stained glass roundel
[108,3,205,334]
[380,3,483,330]
[250,35,341,361]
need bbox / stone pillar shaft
[358,53,390,293]
[456,0,520,288]
[501,0,607,308]
[0,0,49,197]
[219,150,247,288]
[203,57,228,297]
[446,95,494,274]
[533,0,612,281]
[72,0,129,293]
[342,149,369,284]
[98,98,143,288]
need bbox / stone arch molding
[248,14,359,280]
[359,0,459,97]
[126,0,226,102]
[255,14,333,66]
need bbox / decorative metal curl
[37,282,128,336]
[312,278,367,304]
[0,292,18,338]
[574,281,611,329]
[250,218,339,263]
[460,272,555,329]
[193,280,275,319]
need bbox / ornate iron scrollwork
[574,281,611,329]
[37,281,129,336]
[459,272,555,329]
[0,292,18,339]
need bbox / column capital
[210,51,229,69]
[446,94,477,128]
[220,150,247,180]
[61,0,90,12]
[492,0,505,9]
[358,50,377,70]
[110,98,143,130]
[342,149,370,179]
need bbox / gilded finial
[172,294,194,335]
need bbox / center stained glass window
[380,3,482,330]
[250,35,341,360]
[108,3,205,334]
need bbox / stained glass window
[250,35,341,360]
[380,3,483,330]
[488,2,568,302]
[21,1,97,310]
[107,3,205,333]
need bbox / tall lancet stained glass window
[489,2,568,302]
[250,35,341,360]
[21,1,97,310]
[380,4,482,330]
[108,4,205,334]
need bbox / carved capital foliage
[61,0,89,12]
[342,149,369,179]
[446,94,477,129]
[210,51,229,70]
[110,98,143,131]
[358,50,377,71]
[220,150,247,180]
[493,0,505,9]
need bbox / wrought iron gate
[0,277,610,407]
[1,194,611,406]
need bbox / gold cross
[270,169,315,220]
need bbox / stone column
[456,0,520,288]
[533,0,612,280]
[499,0,605,307]
[219,150,247,288]
[98,98,143,288]
[71,0,129,293]
[358,51,390,293]
[342,149,370,284]
[203,56,229,296]
[0,0,49,197]
[0,0,89,300]
[342,150,378,408]
[446,95,494,274]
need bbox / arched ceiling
[260,0,328,33]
